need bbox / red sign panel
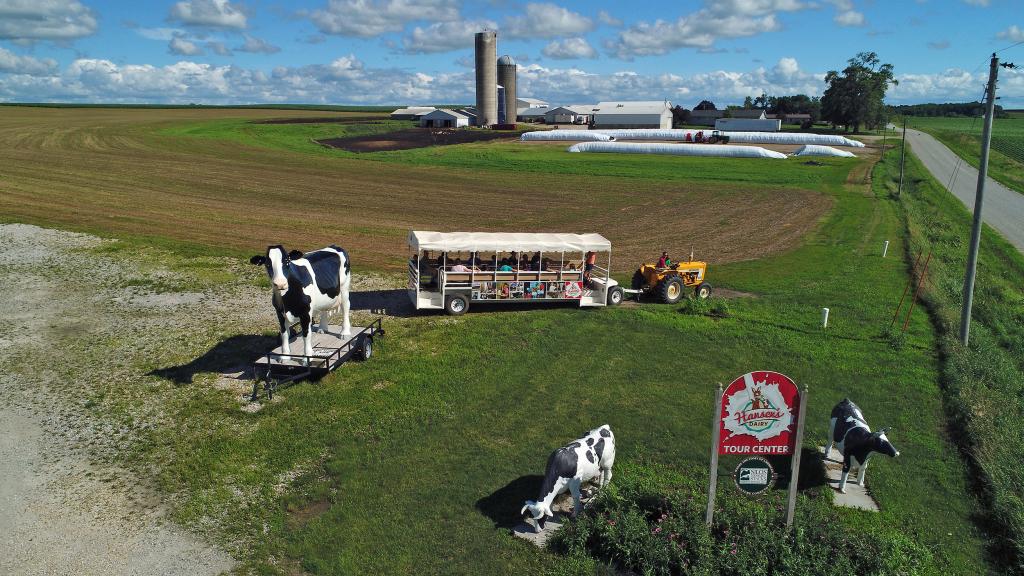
[718,371,800,456]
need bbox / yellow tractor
[630,257,711,304]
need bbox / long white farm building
[592,101,672,129]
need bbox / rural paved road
[905,128,1024,253]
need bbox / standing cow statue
[825,398,899,493]
[250,245,352,361]
[522,424,615,531]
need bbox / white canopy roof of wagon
[409,231,611,253]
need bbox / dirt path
[0,224,235,576]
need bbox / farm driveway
[0,224,234,576]
[906,128,1024,253]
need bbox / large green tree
[821,52,897,133]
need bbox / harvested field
[0,107,831,273]
[317,127,520,151]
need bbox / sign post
[785,386,808,529]
[705,383,723,526]
[708,371,805,527]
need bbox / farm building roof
[408,231,611,252]
[729,109,767,119]
[420,109,468,120]
[690,109,725,118]
[517,97,548,107]
[391,106,436,116]
[518,106,551,117]
[595,101,672,114]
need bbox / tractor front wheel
[695,282,712,299]
[659,276,684,304]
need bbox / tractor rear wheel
[695,282,712,299]
[658,275,684,304]
[631,269,645,290]
[707,135,719,144]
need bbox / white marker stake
[882,240,890,258]
[822,307,830,328]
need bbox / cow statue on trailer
[521,425,615,532]
[250,245,352,360]
[825,398,900,493]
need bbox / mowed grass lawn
[910,114,1024,195]
[0,108,989,573]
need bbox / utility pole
[960,54,1000,346]
[897,117,907,196]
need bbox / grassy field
[909,115,1024,195]
[883,143,1024,572]
[0,107,996,574]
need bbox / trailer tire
[631,269,645,290]
[445,294,469,316]
[659,275,684,304]
[608,286,623,306]
[696,282,712,299]
[357,336,373,360]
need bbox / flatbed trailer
[251,317,384,400]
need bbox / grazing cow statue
[250,245,352,360]
[825,398,899,493]
[521,424,616,531]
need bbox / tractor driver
[657,251,672,268]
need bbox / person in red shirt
[657,251,670,268]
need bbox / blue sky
[1,0,1022,107]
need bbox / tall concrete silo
[497,55,517,125]
[474,31,498,127]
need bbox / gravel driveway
[906,128,1024,253]
[0,224,235,576]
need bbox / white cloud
[169,37,204,56]
[927,39,950,50]
[206,41,232,55]
[598,10,622,27]
[502,3,594,39]
[2,55,1021,109]
[542,37,597,60]
[963,0,989,5]
[0,0,98,41]
[834,10,865,26]
[169,0,247,29]
[237,34,280,54]
[608,0,809,58]
[997,25,1024,42]
[307,0,459,38]
[135,27,187,41]
[0,47,57,75]
[402,19,496,54]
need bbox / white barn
[592,101,673,129]
[419,109,469,128]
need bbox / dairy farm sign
[719,371,800,456]
[705,371,808,529]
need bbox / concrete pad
[512,491,593,548]
[819,446,880,512]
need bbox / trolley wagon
[251,318,384,400]
[407,231,624,315]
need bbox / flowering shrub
[550,464,933,575]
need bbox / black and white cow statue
[521,424,615,531]
[825,398,899,493]
[249,245,352,360]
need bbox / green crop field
[909,115,1024,195]
[0,107,1006,574]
